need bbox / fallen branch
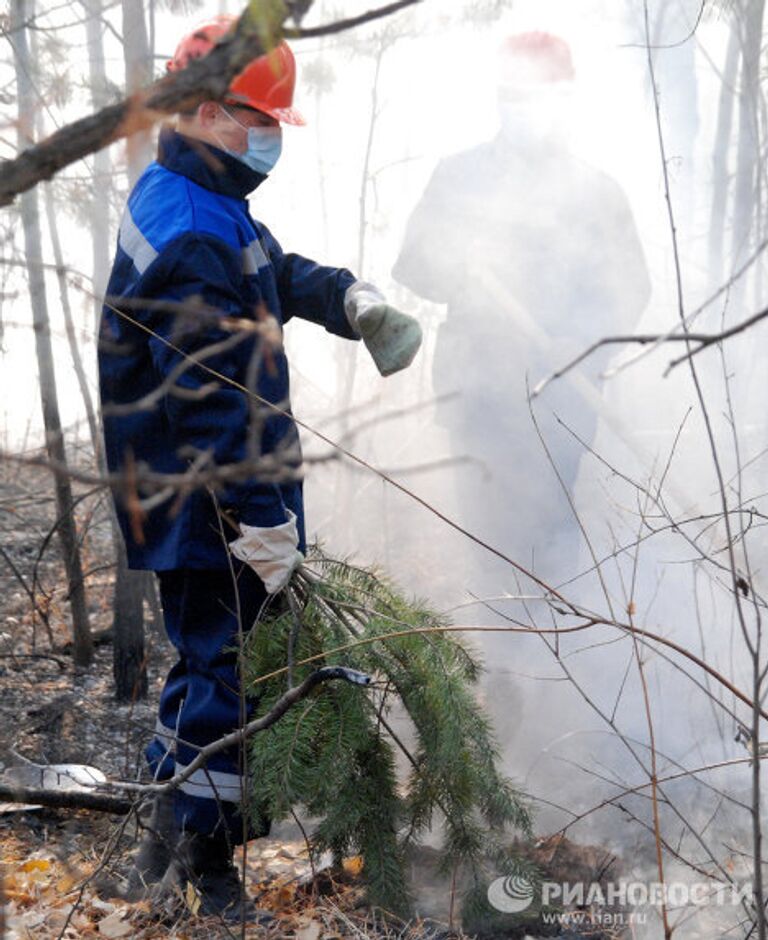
[0,784,132,815]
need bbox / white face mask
[217,107,283,174]
[497,85,573,149]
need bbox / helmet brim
[267,105,306,126]
[223,95,306,126]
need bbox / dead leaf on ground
[185,879,202,916]
[342,856,363,877]
[19,857,52,877]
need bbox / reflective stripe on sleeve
[119,208,159,274]
[242,238,269,275]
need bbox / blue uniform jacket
[99,128,357,570]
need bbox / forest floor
[0,460,626,939]
[0,460,471,938]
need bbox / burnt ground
[0,460,627,939]
[0,458,168,781]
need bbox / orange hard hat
[500,32,575,86]
[167,15,305,126]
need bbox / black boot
[175,830,274,925]
[124,791,178,900]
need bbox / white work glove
[344,281,423,376]
[229,510,304,594]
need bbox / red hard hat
[167,15,305,126]
[500,32,575,85]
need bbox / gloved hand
[344,281,422,376]
[229,510,304,594]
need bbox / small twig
[532,303,768,397]
[627,480,670,935]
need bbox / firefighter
[393,32,651,581]
[99,15,421,920]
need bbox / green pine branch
[241,548,534,918]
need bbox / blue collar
[157,126,266,199]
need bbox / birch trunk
[11,0,93,667]
[708,24,740,291]
[121,0,153,184]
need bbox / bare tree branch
[532,302,768,397]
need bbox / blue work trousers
[146,565,271,842]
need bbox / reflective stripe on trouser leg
[152,566,269,842]
[146,713,181,781]
[146,659,187,780]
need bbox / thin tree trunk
[332,40,388,529]
[11,0,93,667]
[43,185,101,454]
[356,43,385,276]
[44,177,149,697]
[121,0,153,184]
[728,0,766,442]
[734,5,768,935]
[81,0,112,309]
[731,0,765,278]
[82,0,151,699]
[117,0,153,698]
[112,538,148,700]
[708,23,740,290]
